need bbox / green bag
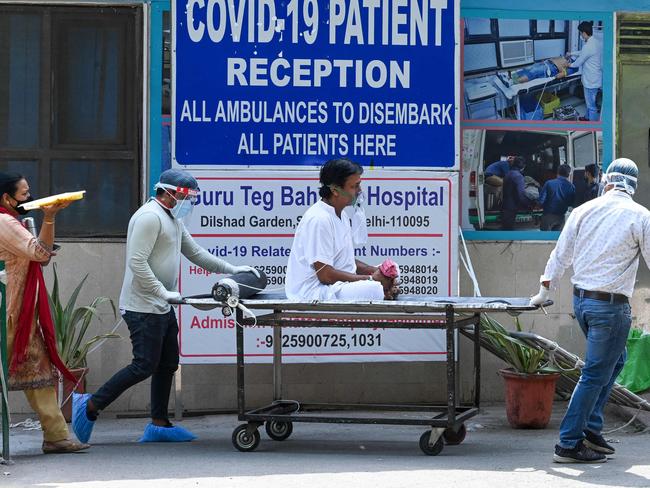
[616,328,650,393]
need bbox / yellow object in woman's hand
[19,191,86,210]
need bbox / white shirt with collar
[286,199,357,301]
[543,190,650,298]
[570,35,602,89]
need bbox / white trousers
[332,280,384,300]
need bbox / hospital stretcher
[180,291,545,455]
[492,71,582,120]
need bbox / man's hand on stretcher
[370,268,399,300]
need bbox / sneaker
[584,430,615,455]
[72,393,96,444]
[553,440,607,463]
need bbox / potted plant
[482,315,560,429]
[48,263,119,421]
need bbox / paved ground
[1,403,649,488]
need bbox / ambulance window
[573,133,596,169]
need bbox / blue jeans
[91,309,179,420]
[584,87,600,121]
[558,296,631,448]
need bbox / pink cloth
[379,259,399,279]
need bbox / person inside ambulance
[510,56,577,84]
[501,156,537,230]
[484,155,525,211]
[286,158,399,301]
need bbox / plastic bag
[616,328,650,393]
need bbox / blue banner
[173,0,457,167]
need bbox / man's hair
[0,171,25,199]
[319,158,363,198]
[578,21,593,36]
[510,156,526,170]
[584,163,597,179]
[558,164,572,178]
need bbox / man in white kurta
[286,158,394,301]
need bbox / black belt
[573,287,628,304]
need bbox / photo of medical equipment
[463,18,603,121]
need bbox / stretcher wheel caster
[265,420,293,441]
[232,424,260,452]
[419,431,444,456]
[443,424,467,445]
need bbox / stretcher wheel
[232,424,261,452]
[419,431,444,456]
[443,424,467,445]
[265,420,293,441]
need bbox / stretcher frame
[183,293,541,455]
[492,72,582,120]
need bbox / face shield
[154,182,199,221]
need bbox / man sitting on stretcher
[510,56,578,84]
[286,158,399,301]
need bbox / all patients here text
[180,99,452,156]
[183,0,449,88]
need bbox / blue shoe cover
[72,393,96,444]
[138,423,197,442]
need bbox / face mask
[331,185,361,207]
[171,197,193,220]
[12,195,33,215]
[156,184,197,220]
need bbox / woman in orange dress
[0,172,88,453]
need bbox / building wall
[9,240,596,415]
[7,0,650,417]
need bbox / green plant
[48,263,119,370]
[481,314,557,374]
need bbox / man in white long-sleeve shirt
[568,21,602,121]
[72,169,257,444]
[530,158,650,463]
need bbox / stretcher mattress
[181,291,541,314]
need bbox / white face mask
[600,171,637,196]
[171,196,194,219]
[344,192,368,246]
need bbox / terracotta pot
[58,368,88,423]
[499,368,560,429]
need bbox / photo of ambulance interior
[463,129,600,230]
[463,18,602,121]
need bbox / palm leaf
[482,315,554,374]
[48,265,120,369]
